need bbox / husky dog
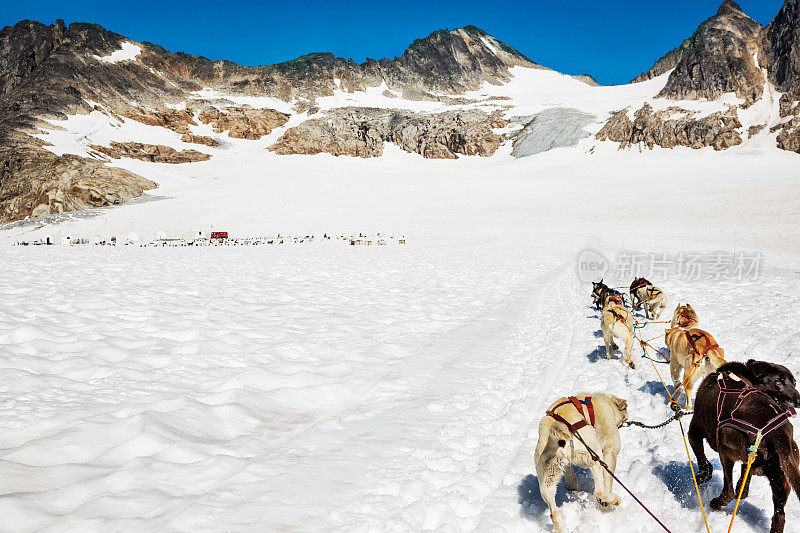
[601,298,636,369]
[664,327,726,409]
[671,303,699,329]
[630,281,667,319]
[535,393,629,533]
[629,277,651,310]
[592,280,622,310]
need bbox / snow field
[2,236,799,532]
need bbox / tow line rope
[679,417,713,533]
[623,409,692,429]
[728,430,763,533]
[618,315,713,533]
[570,430,673,533]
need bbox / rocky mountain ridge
[2,1,800,224]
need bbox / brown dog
[664,328,725,408]
[670,303,699,329]
[689,361,800,533]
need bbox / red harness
[676,308,695,327]
[685,330,718,358]
[547,396,596,434]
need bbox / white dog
[632,283,668,319]
[601,297,636,368]
[535,393,629,533]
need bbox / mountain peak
[631,0,763,104]
[717,0,745,16]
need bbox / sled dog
[535,393,629,533]
[601,299,636,369]
[664,327,725,409]
[670,303,699,329]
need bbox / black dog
[591,279,620,310]
[689,360,800,533]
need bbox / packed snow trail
[2,237,799,531]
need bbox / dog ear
[746,360,771,380]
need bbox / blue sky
[0,0,785,85]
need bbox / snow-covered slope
[2,12,800,533]
[3,64,794,246]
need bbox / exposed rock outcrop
[270,107,507,159]
[595,103,742,151]
[121,108,197,134]
[197,107,290,139]
[88,142,211,163]
[180,133,219,146]
[642,1,765,105]
[511,108,596,158]
[763,0,800,91]
[0,148,156,221]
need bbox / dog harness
[676,308,695,327]
[547,396,595,434]
[685,331,718,358]
[715,373,794,446]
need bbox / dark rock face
[654,1,764,105]
[269,107,507,159]
[595,103,742,151]
[631,46,689,84]
[140,26,541,102]
[763,0,800,91]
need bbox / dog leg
[683,372,696,410]
[603,331,613,361]
[710,455,737,509]
[688,421,713,485]
[735,462,753,500]
[669,357,682,393]
[766,464,790,533]
[539,473,565,533]
[565,465,580,491]
[602,448,621,506]
[624,335,635,369]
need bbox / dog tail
[535,416,571,458]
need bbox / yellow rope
[727,430,763,533]
[606,303,712,532]
[679,418,713,533]
[626,323,712,533]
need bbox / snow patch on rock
[94,42,141,64]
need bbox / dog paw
[697,462,713,485]
[597,494,621,508]
[709,496,730,510]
